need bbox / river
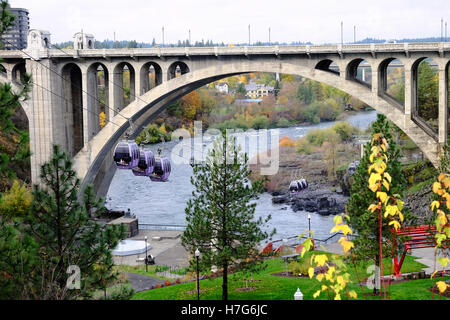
[105,110,378,243]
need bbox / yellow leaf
[313,290,321,299]
[377,192,388,204]
[384,172,392,183]
[382,180,390,191]
[436,281,448,293]
[339,237,354,253]
[321,285,328,292]
[369,184,379,193]
[389,220,401,231]
[438,173,446,182]
[334,293,342,300]
[368,204,378,213]
[308,267,315,278]
[431,201,440,211]
[437,257,449,267]
[336,275,346,287]
[316,273,324,282]
[433,182,441,194]
[349,290,357,299]
[314,255,328,267]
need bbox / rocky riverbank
[271,183,348,216]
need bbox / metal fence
[139,223,187,231]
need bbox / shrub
[279,136,296,147]
[251,115,270,129]
[164,280,172,286]
[0,180,32,220]
[276,117,290,128]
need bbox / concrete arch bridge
[0,30,448,195]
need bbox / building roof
[245,83,274,91]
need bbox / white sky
[9,0,450,44]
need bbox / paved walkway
[124,272,165,293]
[410,248,449,275]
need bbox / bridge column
[25,59,58,185]
[403,62,414,128]
[110,67,123,121]
[438,64,448,145]
[81,69,90,145]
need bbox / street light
[294,288,303,300]
[144,236,148,272]
[195,248,200,300]
[307,213,311,233]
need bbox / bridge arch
[315,59,340,75]
[113,62,136,113]
[378,57,405,110]
[12,62,26,83]
[411,57,439,138]
[168,61,190,80]
[87,62,109,139]
[346,58,372,88]
[139,61,163,95]
[72,59,444,194]
[61,63,84,156]
[0,64,7,77]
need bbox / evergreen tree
[0,0,31,188]
[24,145,126,299]
[181,134,274,300]
[346,114,407,293]
[0,218,38,299]
[296,80,313,105]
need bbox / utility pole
[113,31,116,48]
[248,24,251,45]
[340,21,343,45]
[189,29,191,46]
[441,18,444,42]
[162,26,165,47]
[446,21,448,41]
[268,27,271,45]
[354,25,356,43]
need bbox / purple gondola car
[113,141,140,169]
[149,157,171,182]
[289,179,308,194]
[132,150,155,177]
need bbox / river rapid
[105,110,378,242]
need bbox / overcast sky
[9,0,450,44]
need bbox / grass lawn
[131,252,447,300]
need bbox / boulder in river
[272,195,289,204]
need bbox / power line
[51,43,160,125]
[30,80,123,129]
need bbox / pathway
[124,272,165,293]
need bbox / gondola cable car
[149,135,171,182]
[289,177,308,194]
